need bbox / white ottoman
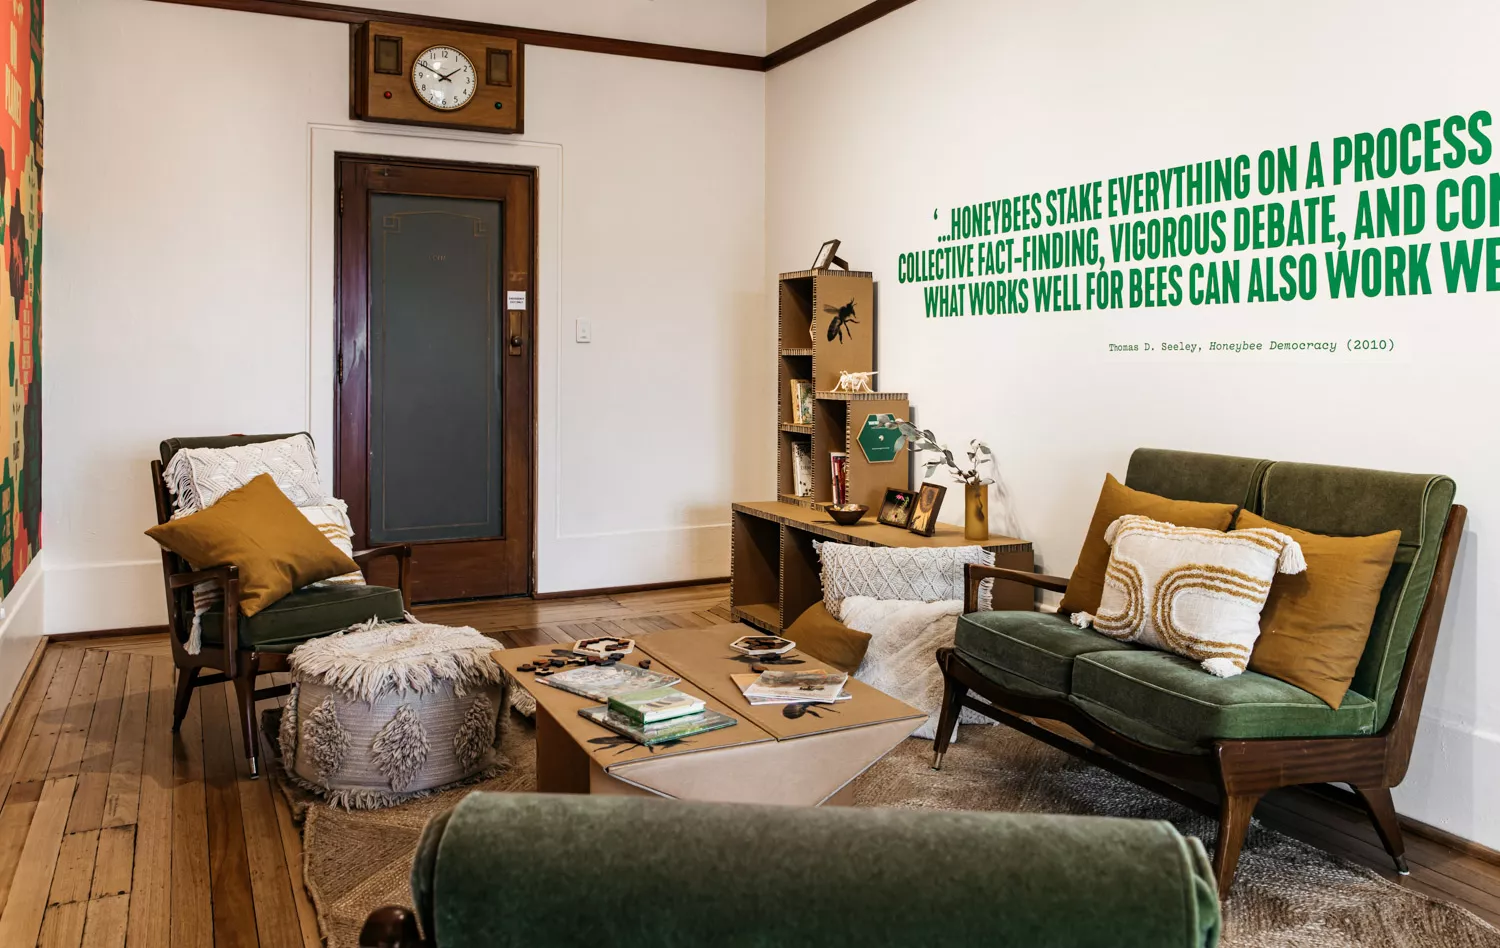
[278,618,509,809]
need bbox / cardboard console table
[492,625,924,805]
[730,500,1035,634]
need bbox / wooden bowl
[827,504,869,526]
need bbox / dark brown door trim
[144,0,917,71]
[335,153,538,601]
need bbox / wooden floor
[0,581,1494,948]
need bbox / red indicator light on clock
[383,91,393,99]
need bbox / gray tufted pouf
[278,617,510,810]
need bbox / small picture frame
[812,239,842,270]
[907,482,947,537]
[877,487,916,528]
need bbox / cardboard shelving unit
[775,268,909,509]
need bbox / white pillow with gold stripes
[1071,514,1305,678]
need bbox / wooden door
[335,155,535,602]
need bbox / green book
[607,687,705,725]
[579,705,736,746]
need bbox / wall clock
[352,22,524,134]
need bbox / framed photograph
[907,482,947,537]
[877,487,916,528]
[812,239,842,270]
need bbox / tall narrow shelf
[776,268,909,509]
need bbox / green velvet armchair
[360,793,1222,948]
[152,433,411,778]
[933,449,1464,899]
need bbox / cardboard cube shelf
[776,268,910,508]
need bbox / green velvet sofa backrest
[1124,448,1456,731]
[1256,462,1456,728]
[1125,448,1271,509]
[413,792,1222,948]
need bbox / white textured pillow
[1072,514,1305,678]
[815,542,993,620]
[165,433,330,517]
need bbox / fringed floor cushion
[279,616,510,809]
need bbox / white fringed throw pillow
[1071,514,1305,678]
[815,542,993,620]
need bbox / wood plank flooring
[0,581,1494,946]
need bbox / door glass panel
[368,193,503,543]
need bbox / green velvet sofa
[934,449,1465,899]
[359,792,1221,948]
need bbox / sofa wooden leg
[932,651,965,771]
[172,667,200,733]
[1354,785,1409,874]
[359,906,424,948]
[232,659,261,779]
[1213,792,1261,899]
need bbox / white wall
[766,0,868,50]
[43,0,768,629]
[769,0,1500,848]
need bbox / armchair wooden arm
[167,564,240,589]
[354,544,413,608]
[964,564,1071,614]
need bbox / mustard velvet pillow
[785,602,872,674]
[1236,511,1400,709]
[146,474,359,618]
[1059,474,1239,616]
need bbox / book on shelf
[792,441,814,497]
[578,705,737,746]
[737,669,850,705]
[538,663,681,702]
[788,379,815,425]
[830,451,849,505]
[607,687,706,725]
[731,673,852,706]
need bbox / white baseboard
[45,559,165,635]
[1395,713,1500,852]
[536,523,730,594]
[39,524,734,632]
[0,554,47,714]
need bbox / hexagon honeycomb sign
[857,413,905,463]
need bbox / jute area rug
[286,711,1500,948]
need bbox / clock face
[411,46,477,111]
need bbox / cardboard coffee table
[492,624,925,806]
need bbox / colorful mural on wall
[0,1,41,596]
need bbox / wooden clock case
[352,21,525,134]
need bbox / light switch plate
[575,319,592,343]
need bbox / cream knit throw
[1071,514,1306,678]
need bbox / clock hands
[416,61,462,82]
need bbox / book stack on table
[733,669,851,707]
[540,665,737,746]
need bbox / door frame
[333,151,539,600]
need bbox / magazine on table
[731,673,853,705]
[737,669,850,705]
[538,663,681,702]
[578,705,737,746]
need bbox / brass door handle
[507,310,524,356]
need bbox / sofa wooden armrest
[964,563,1070,613]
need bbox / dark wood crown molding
[764,0,918,69]
[148,0,765,70]
[146,0,916,72]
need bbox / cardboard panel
[633,626,925,740]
